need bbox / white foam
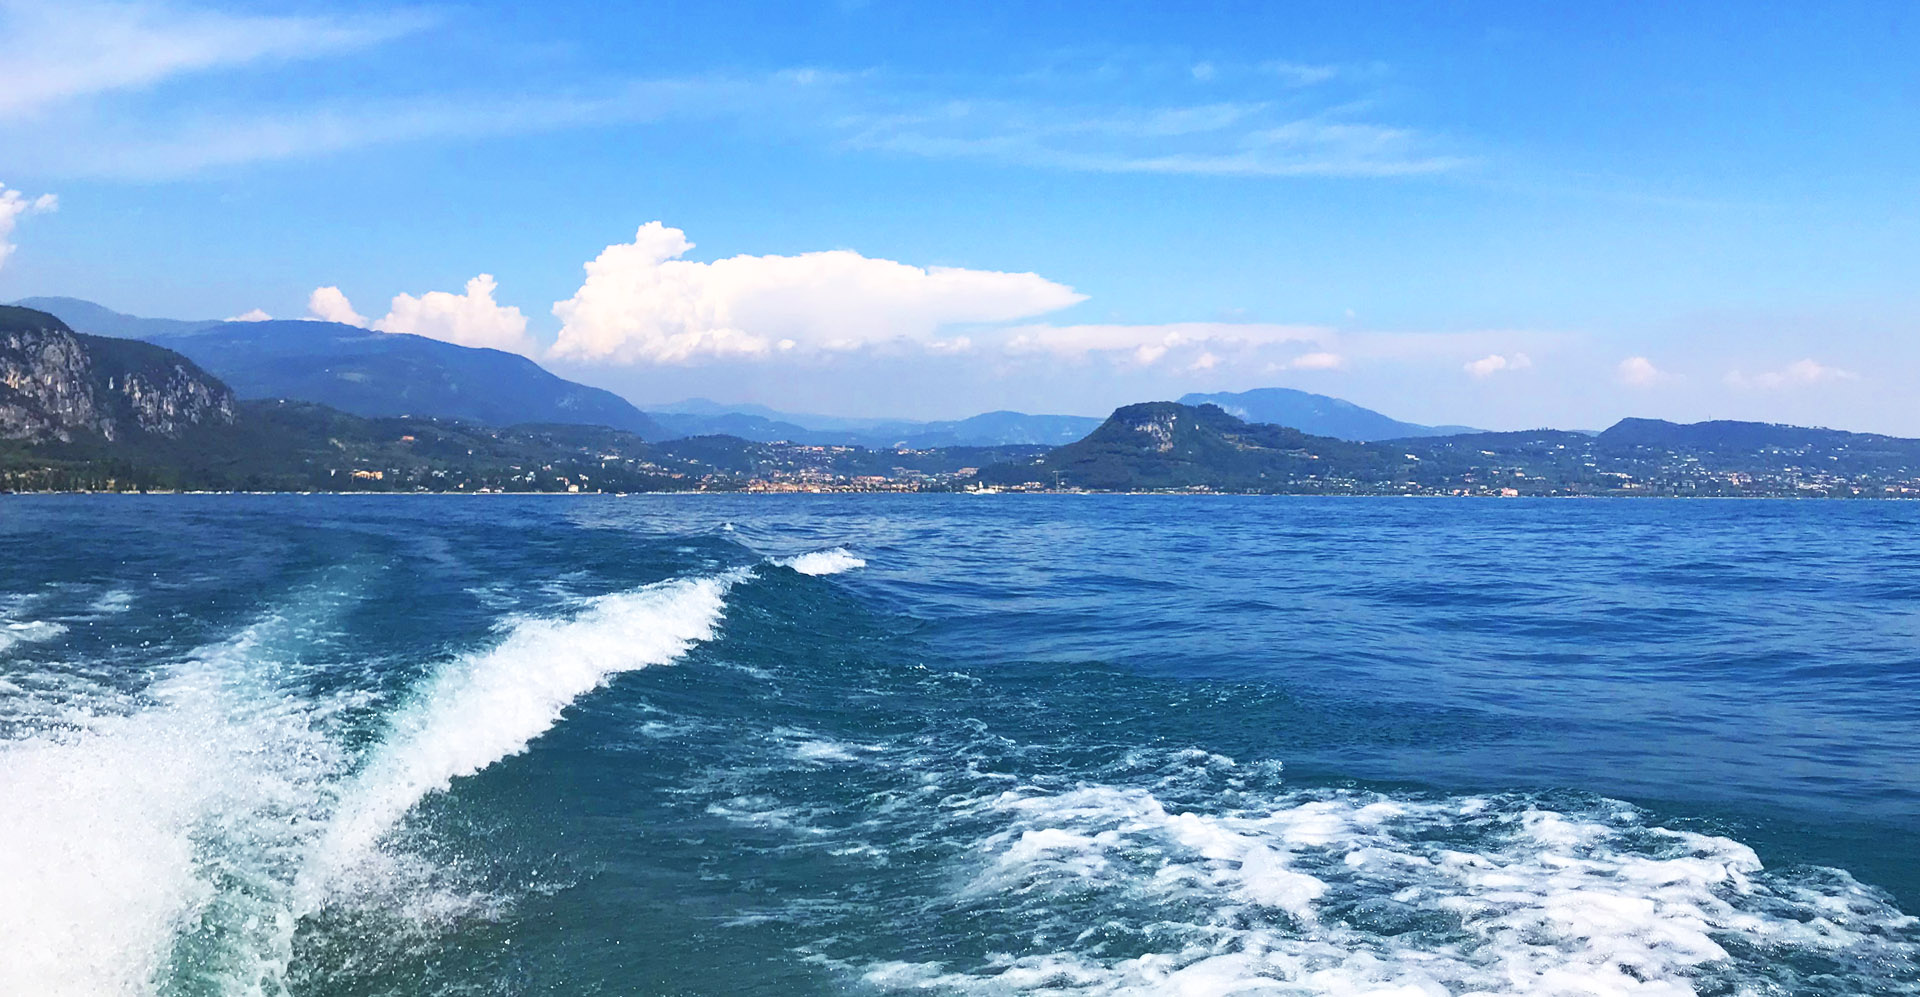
[0,619,67,654]
[90,589,135,615]
[794,739,860,763]
[0,570,740,997]
[302,573,738,897]
[0,625,341,997]
[779,548,867,576]
[856,781,1920,996]
[783,729,885,765]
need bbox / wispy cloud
[2,20,1464,183]
[998,323,1556,373]
[1464,352,1532,377]
[0,0,429,119]
[8,76,814,179]
[840,98,1465,179]
[1725,358,1858,389]
[1002,321,1326,367]
[1616,356,1668,387]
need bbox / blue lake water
[1,495,1916,995]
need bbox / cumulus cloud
[375,274,535,355]
[1464,352,1532,377]
[0,183,57,271]
[1616,356,1666,387]
[1725,358,1858,390]
[226,308,271,322]
[307,285,366,326]
[549,222,1086,365]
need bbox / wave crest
[305,573,738,894]
[779,548,867,576]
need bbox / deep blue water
[1,495,1916,995]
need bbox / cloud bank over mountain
[547,223,1086,364]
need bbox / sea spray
[0,610,346,997]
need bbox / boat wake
[0,565,771,996]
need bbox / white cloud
[375,274,535,356]
[0,0,425,119]
[0,183,56,271]
[1725,358,1858,390]
[1616,355,1666,387]
[549,222,1085,365]
[306,286,366,326]
[1464,352,1532,377]
[999,325,1554,375]
[1003,321,1326,366]
[227,308,271,322]
[1285,351,1344,370]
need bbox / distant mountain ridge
[8,300,1497,449]
[1177,387,1479,440]
[16,298,661,436]
[654,389,1467,447]
[6,339,1920,497]
[11,296,222,340]
[980,402,1920,495]
[15,300,1104,446]
[647,400,1103,448]
[1596,417,1912,452]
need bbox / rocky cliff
[0,305,235,443]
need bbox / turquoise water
[1,495,1916,995]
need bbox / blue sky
[1,1,1916,431]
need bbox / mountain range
[16,297,659,435]
[1176,387,1480,440]
[646,404,1103,449]
[8,304,1920,497]
[977,401,1920,496]
[10,298,1479,446]
[0,306,1034,492]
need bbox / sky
[0,1,1916,432]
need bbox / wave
[298,571,741,902]
[0,611,344,997]
[779,548,867,576]
[0,566,758,996]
